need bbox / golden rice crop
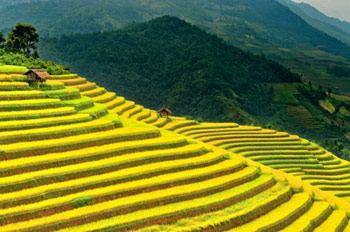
[0,90,45,100]
[0,113,91,130]
[52,174,275,232]
[0,107,76,120]
[0,173,273,232]
[104,96,125,109]
[0,74,26,81]
[231,193,311,232]
[0,160,245,220]
[314,210,348,232]
[0,65,28,73]
[50,74,79,79]
[81,87,107,98]
[73,82,96,91]
[0,119,116,142]
[113,100,135,115]
[59,77,87,86]
[0,82,29,88]
[92,92,116,104]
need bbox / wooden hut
[25,69,50,88]
[158,108,172,118]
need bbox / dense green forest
[2,0,350,95]
[0,50,69,74]
[40,16,300,122]
[0,22,69,74]
[1,0,348,56]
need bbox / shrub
[72,196,92,208]
[184,115,194,120]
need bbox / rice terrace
[2,0,350,231]
[0,64,348,231]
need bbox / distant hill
[0,0,348,56]
[40,16,300,124]
[1,0,350,95]
[0,0,40,8]
[279,0,350,45]
[40,16,350,144]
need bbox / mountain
[0,0,40,8]
[0,0,348,56]
[279,0,350,45]
[40,16,300,124]
[1,0,350,95]
[39,16,350,146]
[39,16,300,120]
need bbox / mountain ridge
[279,0,350,45]
[39,16,350,151]
[2,0,350,96]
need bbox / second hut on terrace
[25,69,50,88]
[158,108,172,118]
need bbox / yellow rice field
[0,68,349,231]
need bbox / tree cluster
[0,23,39,58]
[40,16,301,123]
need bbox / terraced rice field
[0,69,349,231]
[49,73,350,201]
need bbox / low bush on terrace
[0,50,70,75]
[72,197,92,208]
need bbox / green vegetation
[72,197,92,208]
[0,23,69,75]
[279,0,350,46]
[5,23,39,57]
[40,16,300,124]
[273,91,299,105]
[0,65,27,73]
[327,66,350,78]
[1,0,349,94]
[0,50,69,74]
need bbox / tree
[32,49,40,59]
[327,88,332,96]
[7,23,39,57]
[0,32,5,46]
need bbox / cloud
[292,0,350,22]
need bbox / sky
[292,0,350,22]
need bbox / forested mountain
[0,0,40,8]
[279,0,350,45]
[0,0,348,56]
[40,16,300,123]
[39,16,350,148]
[1,0,350,95]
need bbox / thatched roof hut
[25,69,50,83]
[158,108,172,118]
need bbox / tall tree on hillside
[0,32,5,48]
[7,23,39,57]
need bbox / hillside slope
[39,16,350,149]
[2,0,350,94]
[1,63,350,231]
[279,0,350,46]
[1,0,349,56]
[48,69,350,203]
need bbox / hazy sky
[292,0,350,22]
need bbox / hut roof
[158,108,172,114]
[25,69,50,80]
